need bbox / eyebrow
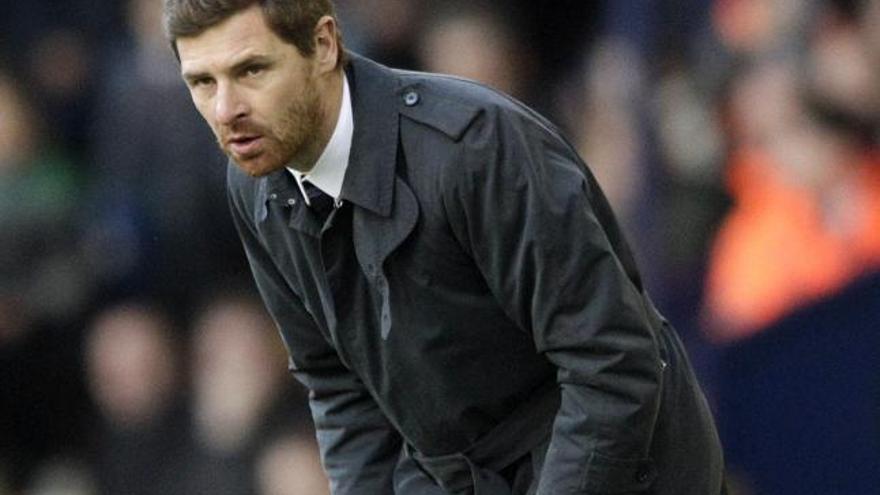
[182,54,274,83]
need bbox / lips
[226,134,264,158]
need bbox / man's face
[177,5,327,176]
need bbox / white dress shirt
[288,75,353,207]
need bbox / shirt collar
[260,53,402,219]
[287,74,353,204]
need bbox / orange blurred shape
[704,148,880,341]
[712,0,774,52]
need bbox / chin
[251,164,287,177]
[232,152,287,177]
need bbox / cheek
[251,95,281,128]
[260,85,302,123]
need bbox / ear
[313,15,339,74]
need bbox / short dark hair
[163,0,345,67]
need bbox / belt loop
[407,444,512,495]
[405,380,559,494]
[407,445,475,493]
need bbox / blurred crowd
[0,0,877,494]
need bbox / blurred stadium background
[0,0,878,493]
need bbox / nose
[214,82,248,126]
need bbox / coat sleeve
[441,111,664,494]
[226,169,402,494]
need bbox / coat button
[269,193,278,200]
[403,90,420,106]
[287,198,297,206]
[636,468,651,483]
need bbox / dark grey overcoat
[227,52,726,494]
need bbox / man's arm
[226,171,402,494]
[442,110,664,494]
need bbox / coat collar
[252,53,419,340]
[257,52,402,218]
[339,52,402,217]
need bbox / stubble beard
[221,75,324,177]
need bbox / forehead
[177,4,292,75]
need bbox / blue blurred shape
[717,271,880,495]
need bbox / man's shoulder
[346,53,560,144]
[225,160,261,210]
[226,160,251,191]
[392,69,538,142]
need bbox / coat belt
[407,380,561,494]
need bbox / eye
[190,77,215,89]
[244,64,265,77]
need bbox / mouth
[226,134,264,159]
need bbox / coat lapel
[341,53,419,296]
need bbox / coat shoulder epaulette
[394,70,504,142]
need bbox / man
[164,1,726,493]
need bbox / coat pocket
[580,451,656,494]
